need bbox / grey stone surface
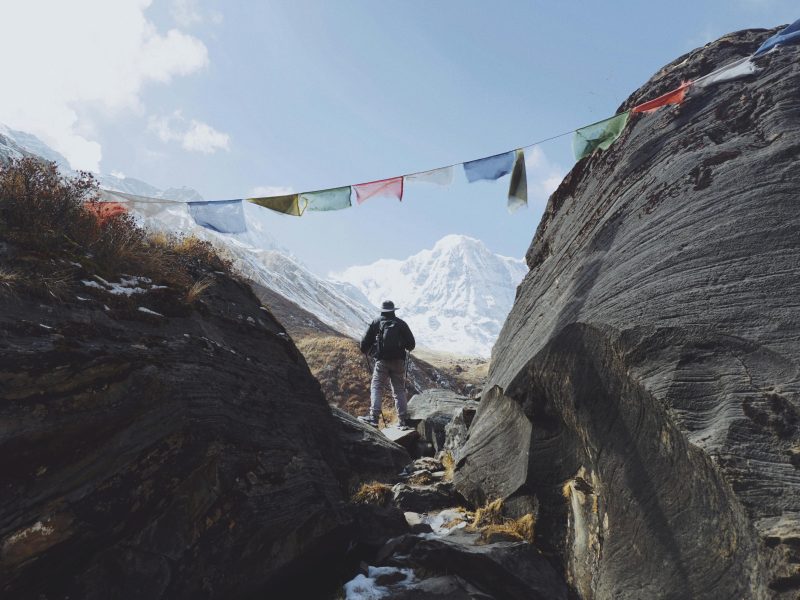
[456,27,800,599]
[407,390,479,453]
[392,482,464,514]
[379,530,568,600]
[0,240,354,599]
[331,406,411,483]
[443,405,478,460]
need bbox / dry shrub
[170,234,232,273]
[0,158,98,251]
[351,482,393,507]
[0,158,231,303]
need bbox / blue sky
[2,0,796,274]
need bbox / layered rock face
[0,246,354,598]
[456,28,800,599]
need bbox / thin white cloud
[149,110,230,154]
[248,185,295,197]
[170,0,223,27]
[0,0,209,172]
[170,0,202,27]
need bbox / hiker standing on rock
[359,300,415,428]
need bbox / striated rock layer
[455,27,800,599]
[0,243,355,599]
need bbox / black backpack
[376,318,405,359]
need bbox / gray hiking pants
[370,358,407,420]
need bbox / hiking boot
[398,418,413,431]
[357,415,379,427]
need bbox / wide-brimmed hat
[380,300,398,312]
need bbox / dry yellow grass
[477,513,535,544]
[407,471,435,486]
[185,276,215,304]
[295,334,396,417]
[471,498,505,528]
[0,267,19,295]
[441,451,456,482]
[468,498,536,544]
[351,482,393,507]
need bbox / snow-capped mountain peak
[333,235,527,357]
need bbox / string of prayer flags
[632,81,692,114]
[507,149,527,213]
[301,186,353,211]
[404,166,455,186]
[573,111,631,161]
[695,57,758,88]
[754,17,800,56]
[352,177,404,205]
[247,194,305,216]
[91,19,800,227]
[463,151,515,183]
[188,199,247,234]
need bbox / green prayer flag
[573,111,631,161]
[507,149,527,213]
[300,186,352,212]
[247,194,304,217]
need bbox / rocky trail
[336,391,568,600]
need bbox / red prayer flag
[632,81,692,114]
[85,201,129,224]
[352,177,404,205]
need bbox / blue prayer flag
[754,18,800,56]
[188,199,247,234]
[463,151,516,183]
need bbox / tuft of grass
[0,267,19,295]
[477,513,535,544]
[470,498,505,529]
[38,269,75,300]
[186,276,215,304]
[467,498,536,544]
[351,481,393,507]
[441,451,456,482]
[407,471,435,486]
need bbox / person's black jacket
[360,312,415,360]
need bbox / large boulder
[378,530,568,600]
[0,247,353,599]
[456,27,800,599]
[407,390,479,454]
[331,406,411,484]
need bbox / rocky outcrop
[456,27,800,599]
[407,390,479,455]
[0,242,353,599]
[376,530,568,600]
[332,406,411,483]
